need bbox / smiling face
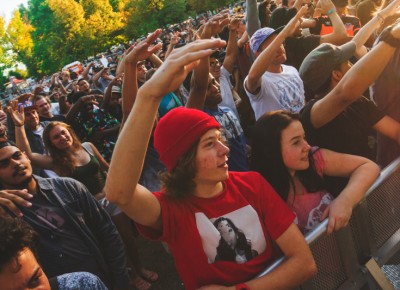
[280,120,311,175]
[209,57,221,79]
[0,248,50,290]
[194,129,229,185]
[0,146,33,188]
[77,79,90,93]
[48,125,74,150]
[35,97,52,117]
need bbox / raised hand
[379,0,400,20]
[281,5,308,37]
[319,0,336,15]
[140,38,226,100]
[201,13,230,39]
[229,15,242,32]
[8,100,25,127]
[125,29,163,64]
[170,35,180,46]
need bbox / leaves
[1,0,236,80]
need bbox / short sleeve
[311,147,325,177]
[254,173,296,240]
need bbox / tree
[6,10,35,75]
[123,0,187,39]
[26,0,126,76]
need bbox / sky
[2,0,29,23]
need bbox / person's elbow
[368,161,380,181]
[303,251,318,281]
[245,73,260,94]
[104,184,129,206]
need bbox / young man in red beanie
[106,31,316,290]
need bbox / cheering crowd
[1,0,400,289]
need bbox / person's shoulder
[281,64,301,75]
[91,89,103,95]
[57,272,108,290]
[227,171,265,184]
[38,176,88,193]
[40,121,51,127]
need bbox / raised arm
[310,22,400,128]
[81,62,94,81]
[187,14,228,110]
[103,74,122,112]
[223,16,241,74]
[65,95,97,125]
[320,149,380,234]
[351,0,400,58]
[121,31,162,127]
[246,6,308,94]
[105,38,226,230]
[165,35,180,60]
[8,101,54,170]
[319,0,348,45]
[246,0,261,37]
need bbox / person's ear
[331,69,343,82]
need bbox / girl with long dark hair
[251,111,379,234]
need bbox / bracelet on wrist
[15,124,24,127]
[236,283,251,290]
[327,7,336,15]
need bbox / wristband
[379,26,400,48]
[327,7,336,15]
[236,283,251,290]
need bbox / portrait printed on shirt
[195,205,266,264]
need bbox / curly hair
[42,121,83,176]
[0,217,39,272]
[159,140,198,199]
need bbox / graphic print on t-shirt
[195,205,266,264]
[35,207,65,230]
[305,193,333,233]
[274,77,304,113]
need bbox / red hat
[154,107,220,172]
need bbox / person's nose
[218,140,230,156]
[303,140,311,152]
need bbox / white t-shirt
[219,66,239,118]
[244,64,305,120]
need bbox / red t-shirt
[137,171,295,290]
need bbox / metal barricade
[257,157,400,290]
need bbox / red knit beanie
[154,107,220,172]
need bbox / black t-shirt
[23,190,101,279]
[310,15,361,36]
[300,97,384,195]
[285,35,321,70]
[39,114,66,123]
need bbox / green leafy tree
[123,0,187,39]
[6,10,35,75]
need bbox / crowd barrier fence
[257,156,400,290]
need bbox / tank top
[71,143,106,196]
